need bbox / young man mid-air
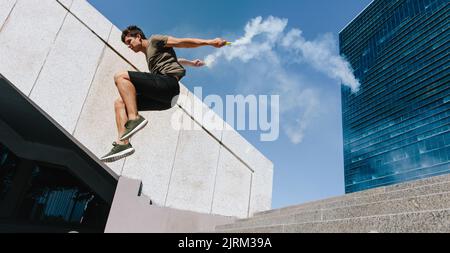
[100,25,226,163]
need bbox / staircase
[215,173,450,233]
[105,177,235,233]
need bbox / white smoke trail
[281,29,360,92]
[205,16,360,92]
[205,16,287,66]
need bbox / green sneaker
[100,142,135,163]
[120,115,148,141]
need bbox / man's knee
[114,71,129,84]
[114,98,125,109]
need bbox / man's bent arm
[178,58,205,67]
[166,37,226,48]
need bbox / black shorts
[128,71,180,111]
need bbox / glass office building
[340,0,449,193]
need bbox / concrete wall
[0,0,273,218]
[105,177,235,233]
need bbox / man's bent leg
[114,71,139,121]
[100,97,134,163]
[114,71,148,141]
[114,98,129,145]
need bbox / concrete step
[216,190,450,230]
[216,208,450,233]
[106,177,235,233]
[255,179,450,220]
[254,173,450,218]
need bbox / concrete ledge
[218,209,450,233]
[105,177,235,233]
[217,190,450,230]
[283,209,450,233]
[178,88,224,141]
[56,0,72,9]
[69,0,112,41]
[216,173,450,233]
[254,173,450,217]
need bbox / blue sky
[88,0,373,209]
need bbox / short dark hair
[121,25,146,43]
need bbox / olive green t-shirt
[146,34,186,80]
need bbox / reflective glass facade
[0,143,110,232]
[340,0,449,193]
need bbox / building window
[0,143,110,232]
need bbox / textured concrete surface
[211,147,252,218]
[0,0,16,29]
[221,121,273,215]
[385,173,450,192]
[177,83,189,107]
[245,180,450,224]
[223,190,450,229]
[0,0,67,94]
[219,208,450,233]
[322,191,450,221]
[165,114,221,213]
[105,177,234,233]
[253,175,450,219]
[181,89,224,141]
[222,122,273,172]
[253,186,388,217]
[56,0,72,9]
[73,47,130,175]
[217,209,321,230]
[121,106,183,205]
[221,122,254,168]
[216,173,450,233]
[220,225,284,233]
[322,180,450,211]
[281,210,450,233]
[69,0,112,41]
[29,14,105,132]
[249,153,274,214]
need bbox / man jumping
[100,25,226,163]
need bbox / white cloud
[267,66,320,144]
[205,16,360,91]
[281,29,360,92]
[203,16,358,144]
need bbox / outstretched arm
[166,37,227,48]
[178,58,205,67]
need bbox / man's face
[124,34,142,52]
